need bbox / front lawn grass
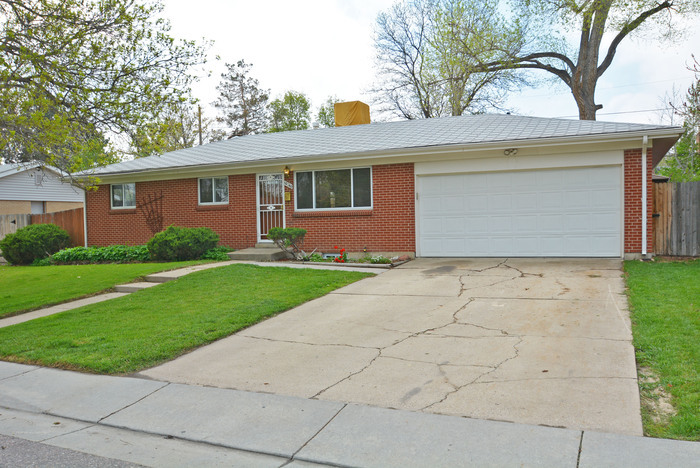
[624,259,700,441]
[0,262,207,318]
[0,264,372,374]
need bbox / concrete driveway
[139,258,642,436]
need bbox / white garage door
[418,166,621,257]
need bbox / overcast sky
[161,0,699,127]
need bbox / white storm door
[257,173,285,242]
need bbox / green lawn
[625,259,700,441]
[0,264,372,374]
[0,262,206,318]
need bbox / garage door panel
[514,193,538,210]
[444,217,466,234]
[418,166,621,257]
[469,217,489,234]
[442,196,465,211]
[564,190,591,209]
[539,192,564,210]
[468,195,488,211]
[489,194,512,211]
[513,215,538,232]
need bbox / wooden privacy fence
[653,181,700,257]
[31,207,85,247]
[0,214,31,241]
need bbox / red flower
[340,248,345,253]
[334,245,338,249]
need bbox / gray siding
[0,169,83,202]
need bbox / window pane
[112,185,123,207]
[315,169,351,208]
[199,178,213,203]
[296,172,313,209]
[353,168,371,207]
[123,183,136,207]
[214,177,229,203]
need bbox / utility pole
[198,105,203,146]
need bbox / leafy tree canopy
[657,59,699,181]
[267,91,311,132]
[214,59,269,137]
[373,0,524,119]
[483,0,700,119]
[129,103,223,158]
[316,96,341,128]
[0,0,207,173]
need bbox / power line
[515,76,692,99]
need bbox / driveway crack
[420,335,524,412]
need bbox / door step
[228,247,289,261]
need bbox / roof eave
[90,126,684,183]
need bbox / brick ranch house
[84,113,682,259]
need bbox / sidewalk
[1,362,698,467]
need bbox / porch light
[283,166,290,176]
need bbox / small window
[295,168,372,210]
[111,183,136,209]
[199,177,229,205]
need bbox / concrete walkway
[141,258,642,436]
[1,362,698,467]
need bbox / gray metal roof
[92,114,680,176]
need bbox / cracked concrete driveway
[139,258,642,436]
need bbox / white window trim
[294,167,373,211]
[110,183,136,209]
[198,176,229,205]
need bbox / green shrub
[201,246,233,261]
[147,225,219,261]
[51,245,150,264]
[268,227,307,260]
[0,224,70,265]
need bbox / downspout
[82,189,88,247]
[641,135,648,257]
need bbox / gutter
[641,135,648,257]
[82,190,88,247]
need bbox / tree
[213,60,270,137]
[481,0,700,120]
[316,96,341,128]
[267,91,312,132]
[657,58,699,181]
[373,0,523,119]
[0,0,207,172]
[129,104,221,157]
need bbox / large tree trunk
[571,78,602,120]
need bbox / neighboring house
[84,112,682,259]
[0,163,84,215]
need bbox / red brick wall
[86,163,417,253]
[623,148,653,254]
[86,174,258,248]
[284,163,416,253]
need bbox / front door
[257,173,285,242]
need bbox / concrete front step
[228,248,289,262]
[114,282,160,293]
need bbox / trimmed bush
[201,246,233,261]
[147,225,219,261]
[0,224,70,265]
[268,227,307,260]
[51,245,150,264]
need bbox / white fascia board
[90,128,683,184]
